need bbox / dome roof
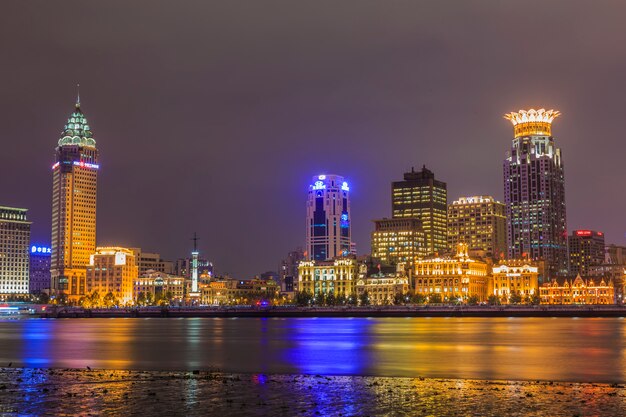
[58,103,96,147]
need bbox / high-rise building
[568,230,605,276]
[29,245,51,294]
[503,109,567,278]
[605,244,626,265]
[86,247,138,304]
[51,97,99,296]
[305,174,351,261]
[371,217,426,265]
[392,166,447,256]
[0,206,31,295]
[447,196,507,259]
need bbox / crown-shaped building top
[504,108,560,138]
[58,99,96,148]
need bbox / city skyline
[2,1,626,278]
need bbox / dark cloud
[1,1,625,277]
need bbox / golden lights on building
[448,196,506,259]
[200,278,279,305]
[491,260,539,302]
[86,247,137,304]
[355,263,409,305]
[414,243,489,302]
[298,257,358,296]
[540,275,614,305]
[504,108,561,138]
[371,218,426,265]
[134,270,186,303]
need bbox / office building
[414,243,489,302]
[86,247,138,305]
[371,217,426,265]
[568,230,605,276]
[51,97,99,296]
[0,206,31,295]
[503,109,567,278]
[29,245,51,294]
[355,262,410,305]
[392,166,447,256]
[305,174,351,261]
[134,271,186,303]
[298,257,358,296]
[540,276,614,304]
[279,248,304,287]
[447,196,506,259]
[491,259,539,302]
[131,249,174,275]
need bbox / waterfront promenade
[36,304,626,318]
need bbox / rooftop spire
[76,83,81,109]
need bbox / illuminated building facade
[491,259,539,302]
[298,257,357,296]
[200,278,279,305]
[306,174,351,260]
[447,196,506,259]
[414,244,489,302]
[29,245,51,294]
[51,98,98,296]
[134,271,185,303]
[86,247,138,304]
[392,166,447,256]
[371,218,426,265]
[0,206,31,295]
[540,275,614,304]
[503,109,567,278]
[568,230,605,276]
[355,263,409,305]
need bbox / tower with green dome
[51,94,99,297]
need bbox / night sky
[2,1,625,278]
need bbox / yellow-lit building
[298,257,358,296]
[447,196,506,259]
[51,99,99,297]
[491,260,539,302]
[371,218,426,265]
[540,275,614,304]
[200,278,279,305]
[134,270,186,303]
[356,263,409,305]
[86,247,137,304]
[414,244,489,302]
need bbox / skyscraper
[447,196,507,259]
[0,206,31,296]
[568,230,605,276]
[29,245,51,294]
[305,174,351,261]
[503,108,567,278]
[51,96,99,296]
[391,166,447,256]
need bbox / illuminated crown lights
[503,108,560,126]
[504,108,560,138]
[58,108,96,147]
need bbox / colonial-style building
[200,278,279,305]
[540,275,614,304]
[414,243,489,302]
[491,260,539,302]
[134,270,186,303]
[355,263,409,305]
[298,257,358,297]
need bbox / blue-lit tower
[305,174,351,260]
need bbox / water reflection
[0,317,625,382]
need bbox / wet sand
[0,368,624,416]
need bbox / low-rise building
[201,278,279,305]
[86,247,138,305]
[298,257,358,297]
[356,263,409,305]
[414,243,489,302]
[491,260,539,302]
[134,270,186,303]
[540,275,614,304]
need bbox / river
[0,317,624,382]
